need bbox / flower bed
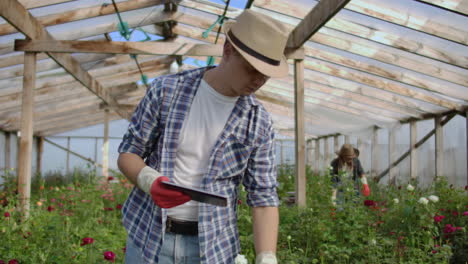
[1,167,467,263]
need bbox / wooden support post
[94,137,98,176]
[36,136,43,176]
[410,121,417,180]
[371,126,379,178]
[357,138,363,156]
[102,109,110,178]
[345,135,350,144]
[466,111,468,185]
[389,128,397,185]
[333,135,339,154]
[5,132,11,170]
[435,116,443,178]
[324,137,330,169]
[314,139,320,175]
[294,59,306,207]
[66,136,70,175]
[18,52,36,218]
[279,140,283,166]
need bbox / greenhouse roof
[0,0,467,138]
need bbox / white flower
[287,235,292,241]
[428,195,439,203]
[393,198,399,204]
[328,166,333,170]
[407,184,415,191]
[418,197,429,205]
[369,239,377,245]
[235,254,248,264]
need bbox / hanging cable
[111,0,149,89]
[202,0,230,66]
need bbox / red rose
[47,206,55,212]
[364,200,376,207]
[103,251,116,262]
[116,204,122,210]
[443,224,456,234]
[433,215,445,223]
[80,237,94,246]
[4,212,10,218]
[107,177,114,181]
[8,260,19,264]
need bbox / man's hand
[256,252,277,264]
[137,166,191,208]
[150,176,191,208]
[360,176,371,197]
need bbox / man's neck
[203,67,237,97]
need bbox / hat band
[228,30,280,66]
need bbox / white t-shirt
[167,79,238,221]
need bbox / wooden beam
[303,46,468,102]
[0,0,131,120]
[435,116,444,177]
[410,121,417,180]
[175,8,468,87]
[344,0,468,45]
[17,51,35,217]
[287,0,350,49]
[376,113,456,181]
[18,0,74,9]
[302,60,463,111]
[15,40,225,57]
[0,0,170,35]
[294,59,306,207]
[36,111,120,136]
[102,109,109,178]
[415,0,468,16]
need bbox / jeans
[125,233,200,264]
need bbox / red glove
[360,176,371,197]
[150,176,191,208]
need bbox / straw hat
[222,9,289,78]
[336,144,356,158]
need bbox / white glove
[136,166,162,194]
[256,251,277,264]
[360,176,368,185]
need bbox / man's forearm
[252,206,279,253]
[117,152,146,185]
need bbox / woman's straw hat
[336,144,356,158]
[222,10,289,78]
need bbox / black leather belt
[166,217,198,236]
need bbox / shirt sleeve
[118,80,163,159]
[355,158,365,176]
[243,119,279,208]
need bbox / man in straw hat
[117,9,289,264]
[330,144,370,206]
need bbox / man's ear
[223,41,235,59]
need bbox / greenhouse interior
[0,0,467,263]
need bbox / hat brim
[223,21,289,78]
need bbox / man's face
[224,45,270,96]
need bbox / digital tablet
[162,181,228,207]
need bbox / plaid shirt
[118,67,279,264]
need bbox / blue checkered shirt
[118,67,279,264]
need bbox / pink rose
[4,212,10,218]
[103,251,116,262]
[80,237,94,246]
[463,211,468,216]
